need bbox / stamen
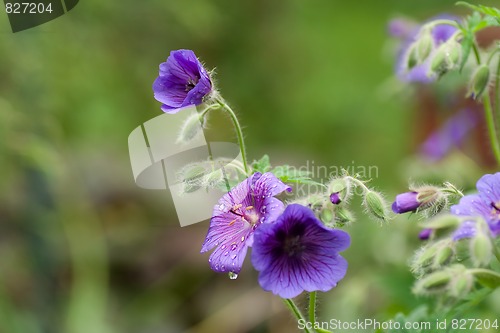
[245,206,254,210]
[228,219,237,226]
[233,204,243,210]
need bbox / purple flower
[392,191,420,214]
[200,172,291,274]
[153,49,212,113]
[451,173,500,240]
[420,109,478,161]
[393,15,459,83]
[251,204,350,299]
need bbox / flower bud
[415,271,452,294]
[176,112,205,144]
[178,164,206,193]
[449,273,473,298]
[364,191,389,221]
[416,29,433,62]
[433,244,454,268]
[203,168,224,188]
[320,208,334,224]
[392,186,443,214]
[392,191,419,213]
[467,65,490,100]
[327,178,350,203]
[429,40,461,76]
[469,231,492,267]
[334,206,354,224]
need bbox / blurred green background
[1,0,499,332]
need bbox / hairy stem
[216,98,249,174]
[283,299,313,333]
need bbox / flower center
[490,201,500,218]
[185,79,197,92]
[283,235,305,257]
[229,204,260,226]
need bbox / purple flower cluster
[451,173,500,240]
[153,49,352,299]
[201,173,350,298]
[153,49,212,113]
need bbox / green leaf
[252,154,271,173]
[456,2,500,25]
[271,165,322,186]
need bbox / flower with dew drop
[251,204,350,298]
[201,172,291,274]
[153,49,212,113]
[451,172,500,240]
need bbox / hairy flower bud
[364,191,389,221]
[334,206,354,225]
[416,29,434,62]
[415,270,452,294]
[433,244,454,268]
[469,231,492,267]
[327,178,350,204]
[178,164,207,193]
[467,65,490,100]
[176,112,206,144]
[429,40,461,76]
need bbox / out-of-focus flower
[153,49,212,113]
[390,15,460,83]
[451,172,500,239]
[201,172,291,274]
[251,204,350,298]
[420,108,478,161]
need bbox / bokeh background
[1,0,499,332]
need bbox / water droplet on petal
[221,244,226,250]
[219,203,225,210]
[228,272,238,280]
[231,254,237,260]
[260,205,266,213]
[224,251,229,256]
[221,265,225,270]
[230,243,237,251]
[241,236,245,242]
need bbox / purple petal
[251,204,350,298]
[419,228,433,240]
[476,173,500,207]
[450,194,490,218]
[392,191,420,214]
[330,192,341,204]
[452,220,477,240]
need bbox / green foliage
[456,2,500,24]
[252,154,271,173]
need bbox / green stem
[216,98,249,174]
[308,292,317,324]
[495,53,500,145]
[283,299,313,333]
[482,93,500,165]
[471,44,500,166]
